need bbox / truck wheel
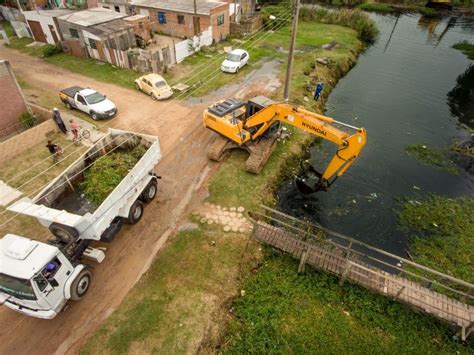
[65,102,72,110]
[49,223,79,244]
[71,269,92,301]
[142,180,157,203]
[90,112,99,120]
[126,200,144,224]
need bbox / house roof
[87,19,132,37]
[131,0,228,15]
[58,8,128,27]
[23,9,74,18]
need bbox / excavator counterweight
[203,96,367,192]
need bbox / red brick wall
[143,5,229,42]
[0,63,27,137]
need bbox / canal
[277,12,474,256]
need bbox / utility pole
[193,0,200,36]
[283,0,300,102]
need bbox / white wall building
[23,9,73,45]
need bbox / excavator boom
[203,96,367,191]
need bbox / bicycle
[72,126,91,146]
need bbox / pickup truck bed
[61,86,84,98]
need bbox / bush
[299,7,379,43]
[42,43,62,57]
[18,112,37,129]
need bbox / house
[0,60,29,138]
[131,0,230,43]
[23,9,73,44]
[97,0,130,14]
[57,8,136,65]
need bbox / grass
[399,195,474,284]
[221,253,472,354]
[453,41,474,60]
[81,20,365,353]
[0,133,87,242]
[405,144,459,174]
[1,21,139,90]
[358,2,395,13]
[81,223,259,354]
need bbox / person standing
[69,119,79,139]
[46,140,60,164]
[314,83,325,101]
[52,108,67,134]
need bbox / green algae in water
[405,144,459,174]
[81,145,147,206]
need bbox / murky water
[277,13,474,256]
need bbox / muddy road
[0,46,281,354]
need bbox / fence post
[339,261,352,286]
[298,249,308,274]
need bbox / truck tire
[141,180,157,203]
[49,223,79,244]
[90,112,98,120]
[70,269,92,301]
[126,200,144,224]
[65,102,72,110]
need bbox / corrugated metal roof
[131,0,227,15]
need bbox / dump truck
[0,129,161,319]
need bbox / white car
[221,49,249,73]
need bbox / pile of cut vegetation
[81,145,146,206]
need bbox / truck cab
[0,234,90,319]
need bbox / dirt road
[0,47,281,354]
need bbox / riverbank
[81,16,369,353]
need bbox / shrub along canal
[277,12,474,256]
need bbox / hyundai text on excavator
[203,96,367,192]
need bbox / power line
[0,10,294,228]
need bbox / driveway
[0,45,282,354]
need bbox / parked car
[60,87,117,120]
[135,74,173,100]
[221,49,250,73]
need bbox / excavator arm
[244,103,367,190]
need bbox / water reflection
[448,64,474,129]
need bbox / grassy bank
[82,19,366,353]
[399,195,474,284]
[221,253,472,353]
[453,41,474,60]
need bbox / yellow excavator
[203,96,367,192]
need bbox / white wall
[23,12,58,44]
[175,26,213,63]
[82,30,102,60]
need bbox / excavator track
[207,135,235,162]
[245,135,279,174]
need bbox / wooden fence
[250,206,474,341]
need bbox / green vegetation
[42,43,62,57]
[81,145,146,205]
[358,2,394,13]
[399,195,474,284]
[453,41,474,60]
[299,7,379,43]
[81,223,258,354]
[405,144,459,174]
[222,253,472,353]
[18,112,37,129]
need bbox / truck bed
[61,86,84,98]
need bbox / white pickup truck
[60,86,117,120]
[0,129,161,319]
